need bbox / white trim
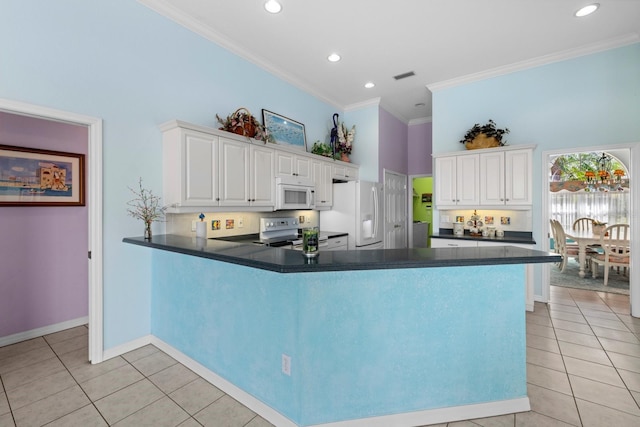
[541,143,638,316]
[409,116,432,126]
[308,397,530,427]
[344,97,381,112]
[0,317,88,347]
[102,334,153,362]
[150,337,297,427]
[0,98,104,363]
[138,0,341,111]
[149,336,529,427]
[427,34,640,92]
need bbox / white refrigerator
[320,180,384,250]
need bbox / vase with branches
[126,177,167,240]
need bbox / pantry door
[384,169,407,249]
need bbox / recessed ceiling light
[264,0,282,14]
[364,82,375,89]
[575,3,599,17]
[327,53,341,62]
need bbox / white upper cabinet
[275,150,312,179]
[434,154,479,207]
[160,120,359,212]
[480,148,532,206]
[163,127,219,208]
[332,162,359,181]
[434,145,534,209]
[312,159,333,209]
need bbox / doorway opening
[542,145,637,316]
[0,98,103,363]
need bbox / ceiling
[140,0,640,123]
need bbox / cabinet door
[182,130,218,206]
[250,145,275,206]
[480,152,505,205]
[275,150,295,177]
[434,156,457,206]
[456,154,479,206]
[312,160,333,208]
[218,138,250,206]
[505,149,532,205]
[295,155,312,179]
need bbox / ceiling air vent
[393,71,415,80]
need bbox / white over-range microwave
[275,176,315,210]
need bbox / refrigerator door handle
[372,186,379,238]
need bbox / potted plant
[311,141,334,158]
[336,122,355,162]
[216,108,272,143]
[459,119,509,150]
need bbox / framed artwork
[262,109,307,151]
[0,144,85,206]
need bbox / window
[549,152,629,229]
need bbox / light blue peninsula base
[151,250,529,427]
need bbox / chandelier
[583,152,626,192]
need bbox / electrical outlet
[306,217,311,223]
[191,220,197,232]
[238,217,244,228]
[281,354,291,376]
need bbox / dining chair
[550,219,580,272]
[590,224,630,286]
[572,217,595,232]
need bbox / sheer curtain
[550,191,630,230]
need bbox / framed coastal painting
[262,109,307,151]
[0,144,85,206]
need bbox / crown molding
[427,33,640,92]
[409,117,432,126]
[344,97,381,112]
[138,0,342,110]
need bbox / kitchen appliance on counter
[320,180,384,250]
[275,176,315,210]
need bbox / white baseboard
[101,334,153,362]
[150,337,297,427]
[148,337,530,427]
[0,317,88,348]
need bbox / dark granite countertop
[432,229,536,245]
[123,234,558,273]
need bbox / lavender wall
[408,121,433,175]
[0,111,88,338]
[378,108,408,179]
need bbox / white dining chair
[590,224,630,286]
[550,219,580,272]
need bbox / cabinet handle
[447,243,459,247]
[216,197,220,201]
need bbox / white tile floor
[1,286,640,426]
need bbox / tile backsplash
[165,210,319,237]
[439,209,532,232]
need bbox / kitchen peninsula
[124,235,559,427]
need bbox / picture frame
[262,109,307,151]
[0,144,85,206]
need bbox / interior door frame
[0,98,104,362]
[408,173,431,248]
[541,143,638,317]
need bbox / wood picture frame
[0,144,85,206]
[262,109,307,151]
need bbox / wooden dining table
[565,229,629,278]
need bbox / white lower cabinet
[430,238,535,312]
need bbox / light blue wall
[152,249,526,426]
[345,106,379,182]
[432,43,640,296]
[0,0,362,349]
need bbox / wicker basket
[464,133,501,150]
[230,108,257,138]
